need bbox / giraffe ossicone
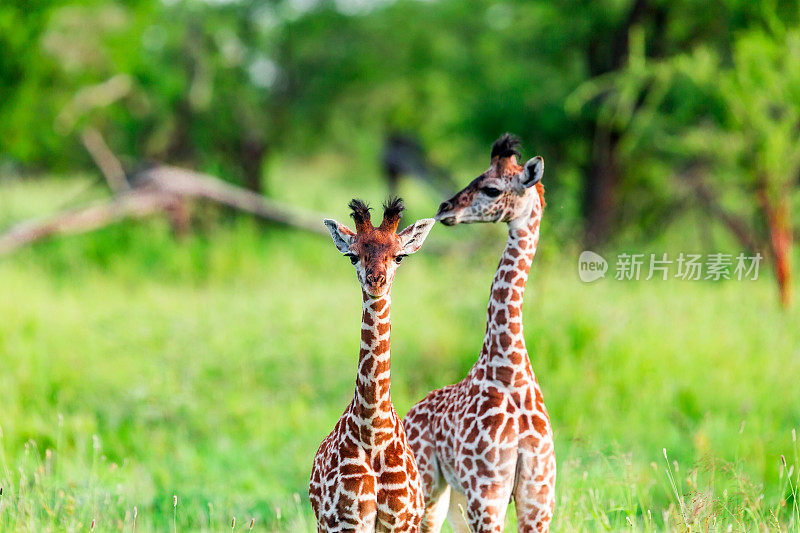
[404,134,556,533]
[310,197,434,532]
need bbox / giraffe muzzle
[366,273,386,285]
[435,201,458,226]
[365,284,388,298]
[364,273,388,296]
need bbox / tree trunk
[761,190,793,308]
[581,0,656,247]
[240,139,267,194]
[584,129,620,247]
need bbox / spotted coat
[404,138,555,533]
[311,199,434,532]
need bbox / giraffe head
[435,134,545,228]
[324,197,435,298]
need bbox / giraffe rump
[380,196,405,232]
[490,133,521,161]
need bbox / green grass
[0,171,799,531]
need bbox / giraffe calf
[404,135,555,533]
[310,197,435,532]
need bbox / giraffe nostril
[366,272,385,286]
[438,201,453,214]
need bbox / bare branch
[80,127,130,194]
[56,74,133,133]
[135,165,328,235]
[0,165,331,255]
[677,170,762,254]
[0,191,179,255]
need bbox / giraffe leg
[317,516,375,533]
[513,449,556,533]
[421,481,450,533]
[403,398,449,532]
[388,515,430,533]
[416,447,450,532]
[456,481,514,533]
[446,490,471,533]
[513,487,554,533]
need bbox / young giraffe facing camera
[403,135,555,533]
[310,197,435,532]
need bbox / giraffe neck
[351,290,394,449]
[475,208,541,387]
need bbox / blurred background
[1,0,799,530]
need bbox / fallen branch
[0,166,330,255]
[134,165,327,235]
[0,191,180,255]
[80,127,130,194]
[0,125,334,255]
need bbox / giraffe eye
[481,187,502,197]
[347,254,358,265]
[395,255,406,264]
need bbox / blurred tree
[0,0,76,170]
[578,19,800,306]
[276,0,774,242]
[1,0,286,193]
[1,0,797,275]
[559,0,777,245]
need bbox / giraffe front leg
[513,447,556,533]
[321,524,375,533]
[415,446,450,533]
[421,480,450,533]
[403,398,449,532]
[455,482,513,533]
[445,489,471,533]
[333,501,378,533]
[317,509,377,533]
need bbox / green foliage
[576,19,800,214]
[3,0,800,527]
[4,0,795,228]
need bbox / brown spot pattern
[309,289,423,531]
[403,150,556,532]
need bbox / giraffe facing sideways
[403,135,555,533]
[310,197,435,532]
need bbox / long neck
[352,290,395,448]
[475,209,541,386]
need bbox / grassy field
[1,168,799,531]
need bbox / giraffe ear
[398,218,435,255]
[519,156,544,188]
[323,219,355,253]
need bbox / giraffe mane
[490,133,521,161]
[380,196,405,232]
[348,198,372,233]
[535,181,546,210]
